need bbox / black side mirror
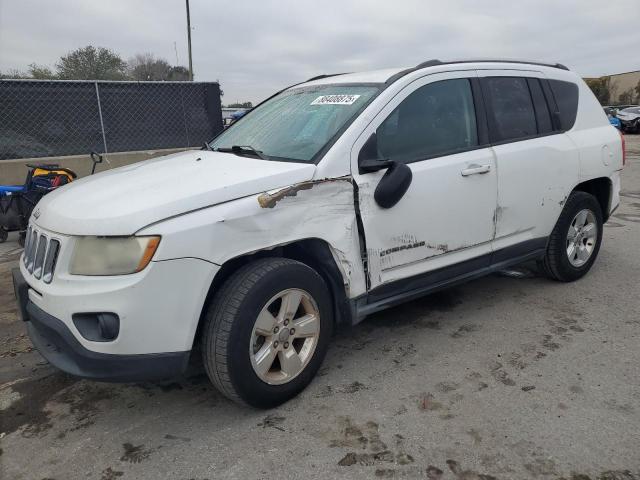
[358,133,412,209]
[373,161,412,208]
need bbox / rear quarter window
[548,80,579,131]
[483,77,537,142]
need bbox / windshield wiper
[202,142,214,151]
[215,145,267,160]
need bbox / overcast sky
[1,0,639,103]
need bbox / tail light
[620,130,626,167]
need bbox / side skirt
[352,237,548,323]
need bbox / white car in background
[616,106,640,133]
[14,59,624,408]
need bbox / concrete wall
[609,71,640,104]
[0,147,193,185]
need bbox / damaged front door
[351,71,498,289]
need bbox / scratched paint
[257,177,352,209]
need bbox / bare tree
[127,53,172,81]
[0,68,29,79]
[609,79,619,104]
[618,88,635,105]
[585,77,611,105]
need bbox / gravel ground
[1,135,639,480]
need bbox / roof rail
[414,58,569,71]
[385,58,569,86]
[305,72,349,82]
[414,59,445,69]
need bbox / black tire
[0,229,7,243]
[539,191,603,282]
[201,258,333,408]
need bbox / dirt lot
[1,136,639,480]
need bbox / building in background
[610,70,640,105]
[584,70,640,106]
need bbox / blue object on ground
[0,186,25,195]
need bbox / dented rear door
[477,70,580,252]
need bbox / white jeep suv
[14,59,624,407]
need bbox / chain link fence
[0,80,223,160]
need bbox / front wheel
[0,228,7,243]
[202,258,333,408]
[539,191,603,282]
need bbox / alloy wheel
[566,209,597,267]
[249,288,321,385]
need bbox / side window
[548,80,579,131]
[484,77,537,142]
[527,78,553,134]
[376,79,478,163]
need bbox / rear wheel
[202,258,333,408]
[539,191,603,282]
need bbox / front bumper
[620,119,639,129]
[19,233,219,355]
[14,267,190,382]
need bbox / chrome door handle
[461,164,491,176]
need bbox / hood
[34,150,316,235]
[617,110,640,119]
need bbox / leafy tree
[56,46,127,80]
[635,80,640,103]
[167,66,190,81]
[128,53,171,81]
[28,63,57,79]
[618,88,635,105]
[585,77,611,105]
[2,47,192,82]
[226,101,253,108]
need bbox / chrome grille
[33,235,47,279]
[43,240,60,284]
[23,228,60,283]
[24,227,37,270]
[23,226,33,262]
[27,230,37,273]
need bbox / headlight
[70,236,161,276]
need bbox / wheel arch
[191,238,353,351]
[572,177,612,221]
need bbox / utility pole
[186,0,193,81]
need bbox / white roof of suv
[301,59,571,86]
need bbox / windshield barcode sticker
[311,94,361,105]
